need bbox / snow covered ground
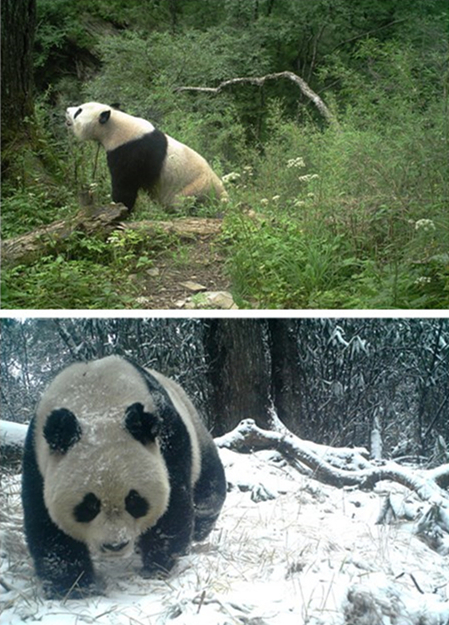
[1,446,449,625]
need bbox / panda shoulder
[113,110,156,135]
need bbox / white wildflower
[260,198,269,205]
[298,173,319,182]
[293,199,306,208]
[272,195,281,202]
[415,276,432,285]
[415,219,436,233]
[287,157,305,169]
[222,172,241,183]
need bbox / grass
[221,112,449,309]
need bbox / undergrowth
[1,227,180,309]
[221,105,449,309]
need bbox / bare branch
[176,71,338,125]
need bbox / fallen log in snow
[216,419,449,507]
[0,419,27,467]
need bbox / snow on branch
[176,71,338,125]
[0,419,27,467]
[216,419,449,508]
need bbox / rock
[180,280,207,292]
[186,290,238,309]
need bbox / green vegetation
[2,0,448,309]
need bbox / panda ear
[99,110,111,124]
[43,409,82,454]
[125,402,161,445]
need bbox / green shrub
[222,90,448,309]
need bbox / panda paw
[140,560,174,580]
[43,578,102,600]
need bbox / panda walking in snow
[22,355,227,598]
[65,102,228,210]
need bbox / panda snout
[101,540,130,554]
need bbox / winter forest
[1,317,449,624]
[1,317,449,453]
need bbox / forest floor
[134,232,234,310]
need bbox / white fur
[66,102,227,207]
[35,356,205,557]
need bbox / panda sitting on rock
[22,355,227,598]
[65,102,228,210]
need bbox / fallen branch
[216,419,449,507]
[176,71,337,125]
[1,203,130,267]
[122,217,222,239]
[1,207,222,267]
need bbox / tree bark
[203,320,272,435]
[268,320,304,434]
[1,0,36,146]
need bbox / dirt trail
[133,234,233,309]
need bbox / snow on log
[216,419,449,508]
[0,420,27,448]
[0,420,27,466]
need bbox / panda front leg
[29,523,96,599]
[22,420,97,599]
[138,485,194,578]
[23,485,97,599]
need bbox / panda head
[65,102,114,142]
[35,357,171,559]
[65,102,154,151]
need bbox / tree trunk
[268,319,304,434]
[203,319,272,434]
[1,0,36,147]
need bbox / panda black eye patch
[74,493,101,523]
[74,107,82,119]
[125,489,149,519]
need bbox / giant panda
[22,355,226,599]
[65,102,228,210]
